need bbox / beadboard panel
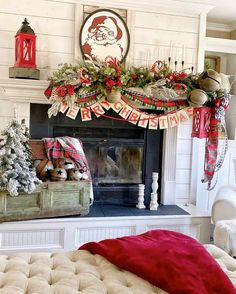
[0,229,64,250]
[146,223,200,240]
[0,207,211,253]
[75,226,136,246]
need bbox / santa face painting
[80,10,129,62]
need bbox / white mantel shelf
[0,78,50,104]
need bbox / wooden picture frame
[204,55,221,72]
[79,9,130,62]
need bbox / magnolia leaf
[48,101,62,118]
[65,94,76,109]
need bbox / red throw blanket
[80,230,236,294]
[43,136,90,177]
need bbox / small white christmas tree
[0,119,41,196]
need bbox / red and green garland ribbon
[122,89,188,111]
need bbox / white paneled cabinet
[0,204,210,254]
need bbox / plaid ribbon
[43,137,90,178]
[202,110,219,190]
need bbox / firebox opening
[30,104,163,207]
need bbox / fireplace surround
[30,104,163,206]
[0,78,213,251]
[0,78,181,206]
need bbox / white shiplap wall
[131,11,199,71]
[130,10,199,204]
[0,0,203,205]
[0,0,75,80]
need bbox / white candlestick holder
[136,184,145,209]
[150,172,159,210]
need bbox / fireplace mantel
[0,78,50,104]
[0,78,178,205]
[0,81,213,254]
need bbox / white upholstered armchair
[212,185,236,256]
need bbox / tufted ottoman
[0,250,167,294]
[0,246,235,293]
[205,244,236,288]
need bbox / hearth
[30,104,163,206]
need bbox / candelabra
[136,184,145,209]
[150,172,159,210]
[168,56,171,68]
[174,60,177,72]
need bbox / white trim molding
[161,127,178,204]
[197,12,207,73]
[0,204,211,254]
[207,21,236,34]
[50,0,213,16]
[207,22,231,32]
[0,78,50,104]
[205,37,236,54]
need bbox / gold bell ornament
[198,69,221,92]
[187,89,208,107]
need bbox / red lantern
[14,18,36,68]
[191,107,211,138]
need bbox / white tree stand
[150,172,159,210]
[136,184,145,209]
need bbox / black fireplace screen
[30,104,163,206]
[85,142,143,185]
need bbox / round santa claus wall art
[79,9,130,62]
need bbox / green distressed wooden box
[0,180,91,222]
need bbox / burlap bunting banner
[62,99,193,129]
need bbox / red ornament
[191,107,211,138]
[14,18,36,68]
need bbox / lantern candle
[9,18,40,79]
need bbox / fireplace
[30,104,163,206]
